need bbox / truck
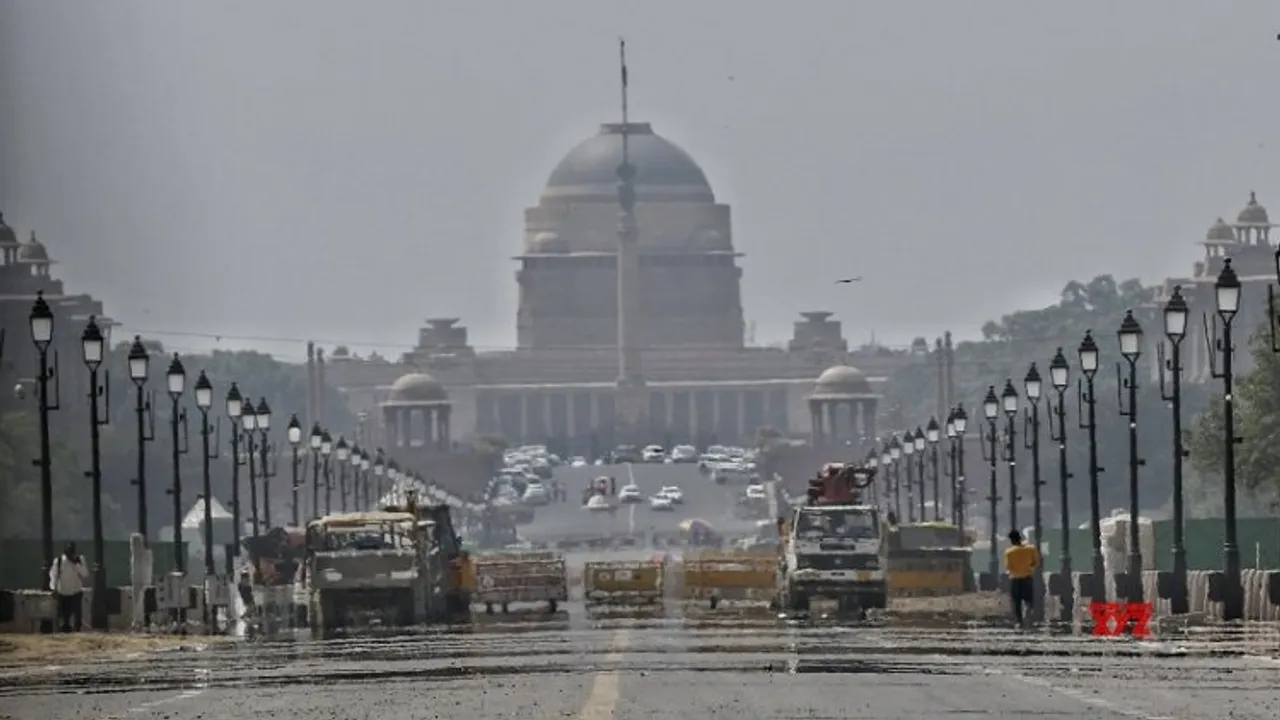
[774,462,887,616]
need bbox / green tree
[1186,326,1280,510]
[0,410,96,539]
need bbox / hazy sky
[2,1,1279,362]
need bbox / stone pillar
[827,402,839,446]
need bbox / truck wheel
[787,592,810,613]
[501,603,510,615]
[709,596,719,611]
[548,599,558,613]
[485,602,494,615]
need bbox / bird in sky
[835,277,863,284]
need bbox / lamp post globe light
[926,418,941,521]
[951,404,968,541]
[1000,379,1020,534]
[980,386,1001,580]
[912,427,927,522]
[28,293,59,618]
[1023,363,1046,623]
[165,353,188,575]
[127,336,156,540]
[309,422,323,520]
[1214,259,1244,621]
[320,430,333,515]
[287,414,302,527]
[1077,331,1106,603]
[255,399,275,529]
[81,316,111,631]
[335,437,350,512]
[1116,310,1145,603]
[240,400,261,539]
[224,383,244,570]
[1160,286,1190,614]
[1047,347,1075,621]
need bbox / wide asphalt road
[3,613,1278,718]
[520,463,769,544]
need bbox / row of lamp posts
[859,257,1250,622]
[292,420,387,525]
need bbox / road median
[0,633,233,667]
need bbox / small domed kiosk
[808,365,878,448]
[382,372,452,450]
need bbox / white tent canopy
[182,496,233,529]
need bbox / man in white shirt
[49,542,89,632]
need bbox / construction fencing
[679,550,778,604]
[472,551,568,609]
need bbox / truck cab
[777,502,887,614]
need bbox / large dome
[386,372,448,404]
[540,122,714,203]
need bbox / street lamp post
[255,399,274,529]
[980,387,1001,579]
[902,434,916,522]
[953,405,968,540]
[165,354,189,573]
[127,337,156,539]
[945,413,958,523]
[29,292,60,624]
[879,446,892,516]
[1023,364,1045,622]
[336,438,350,512]
[321,431,333,514]
[1159,286,1190,614]
[224,384,243,574]
[865,451,880,507]
[912,427,927,521]
[81,316,111,631]
[926,419,941,521]
[1047,348,1074,621]
[360,449,372,509]
[193,371,220,631]
[241,402,260,539]
[287,415,302,526]
[309,424,323,519]
[373,450,386,506]
[1077,330,1106,603]
[1116,310,1145,603]
[1210,259,1244,621]
[889,437,903,521]
[349,445,363,510]
[1001,379,1020,533]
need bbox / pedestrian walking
[1004,530,1039,628]
[49,542,89,632]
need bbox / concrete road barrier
[1036,569,1280,622]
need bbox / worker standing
[1004,530,1039,628]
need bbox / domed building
[322,120,910,456]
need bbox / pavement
[520,463,768,544]
[2,609,1278,719]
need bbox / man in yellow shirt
[1004,530,1039,628]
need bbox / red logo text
[1089,601,1152,637]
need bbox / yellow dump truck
[884,521,971,598]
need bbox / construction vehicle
[302,511,422,630]
[472,550,568,614]
[382,493,473,616]
[774,463,887,616]
[884,521,972,598]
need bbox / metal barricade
[473,553,568,610]
[886,550,969,598]
[583,559,664,605]
[680,550,777,605]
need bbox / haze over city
[3,0,1279,361]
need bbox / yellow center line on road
[577,629,631,720]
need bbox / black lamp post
[81,316,111,631]
[902,433,917,522]
[889,436,903,520]
[1047,348,1074,620]
[1022,363,1045,622]
[865,451,880,507]
[952,405,968,539]
[335,437,350,512]
[241,401,260,539]
[29,292,59,617]
[980,386,1000,578]
[287,415,302,526]
[1116,309,1145,603]
[926,418,941,521]
[193,370,220,631]
[1159,286,1190,614]
[165,354,189,573]
[349,445,363,510]
[320,431,333,514]
[127,337,156,539]
[912,427,927,521]
[255,399,274,529]
[309,423,323,519]
[878,446,891,516]
[359,448,372,509]
[944,412,957,523]
[373,449,386,506]
[224,384,243,574]
[1000,379,1020,533]
[1077,330,1106,603]
[1211,259,1244,621]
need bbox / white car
[641,445,666,463]
[657,486,684,504]
[745,484,767,499]
[619,484,643,504]
[670,445,698,463]
[649,495,674,511]
[584,494,614,512]
[570,456,588,467]
[522,482,549,506]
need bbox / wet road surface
[4,606,1278,719]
